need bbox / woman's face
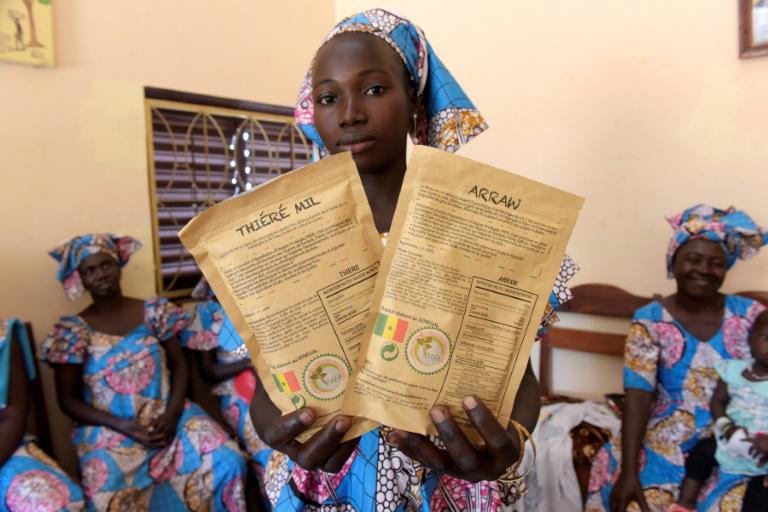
[311,32,414,176]
[671,238,727,300]
[78,252,121,299]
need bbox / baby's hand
[745,435,768,466]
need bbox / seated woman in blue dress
[0,318,84,512]
[180,279,268,470]
[41,233,247,511]
[586,205,768,512]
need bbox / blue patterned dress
[180,301,268,466]
[40,299,248,512]
[585,295,766,512]
[0,319,85,512]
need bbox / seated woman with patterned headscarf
[180,279,269,474]
[586,205,768,512]
[0,318,84,511]
[40,233,248,511]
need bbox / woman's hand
[610,471,650,512]
[147,411,180,445]
[386,396,521,483]
[117,419,168,449]
[250,378,356,472]
[260,409,357,472]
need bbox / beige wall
[0,0,335,469]
[335,0,768,396]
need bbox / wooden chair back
[539,284,768,397]
[539,284,657,398]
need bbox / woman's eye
[365,85,386,96]
[315,94,336,106]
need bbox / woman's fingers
[462,396,515,456]
[429,406,482,473]
[291,416,352,470]
[636,491,651,512]
[321,440,358,473]
[386,399,516,481]
[260,408,315,448]
[135,429,167,448]
[387,430,452,473]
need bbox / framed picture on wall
[0,0,54,67]
[740,0,768,58]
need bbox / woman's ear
[407,84,419,134]
[408,84,418,117]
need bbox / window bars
[144,87,312,297]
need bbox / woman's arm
[511,361,540,436]
[0,335,30,466]
[54,363,124,431]
[610,388,653,512]
[196,349,252,384]
[710,378,729,420]
[53,363,165,447]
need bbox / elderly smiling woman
[586,205,768,512]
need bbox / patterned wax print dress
[0,318,85,512]
[585,295,766,512]
[180,301,268,465]
[40,298,248,512]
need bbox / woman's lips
[687,275,716,286]
[337,138,375,154]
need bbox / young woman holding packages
[249,9,578,511]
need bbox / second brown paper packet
[342,146,584,441]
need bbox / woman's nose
[339,96,366,127]
[697,261,718,275]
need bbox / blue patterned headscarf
[295,8,487,156]
[49,233,143,300]
[666,204,768,277]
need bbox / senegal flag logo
[373,313,409,342]
[272,370,304,409]
[272,370,301,394]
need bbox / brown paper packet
[179,152,380,441]
[342,146,584,442]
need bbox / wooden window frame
[144,87,312,298]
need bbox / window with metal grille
[144,87,313,298]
